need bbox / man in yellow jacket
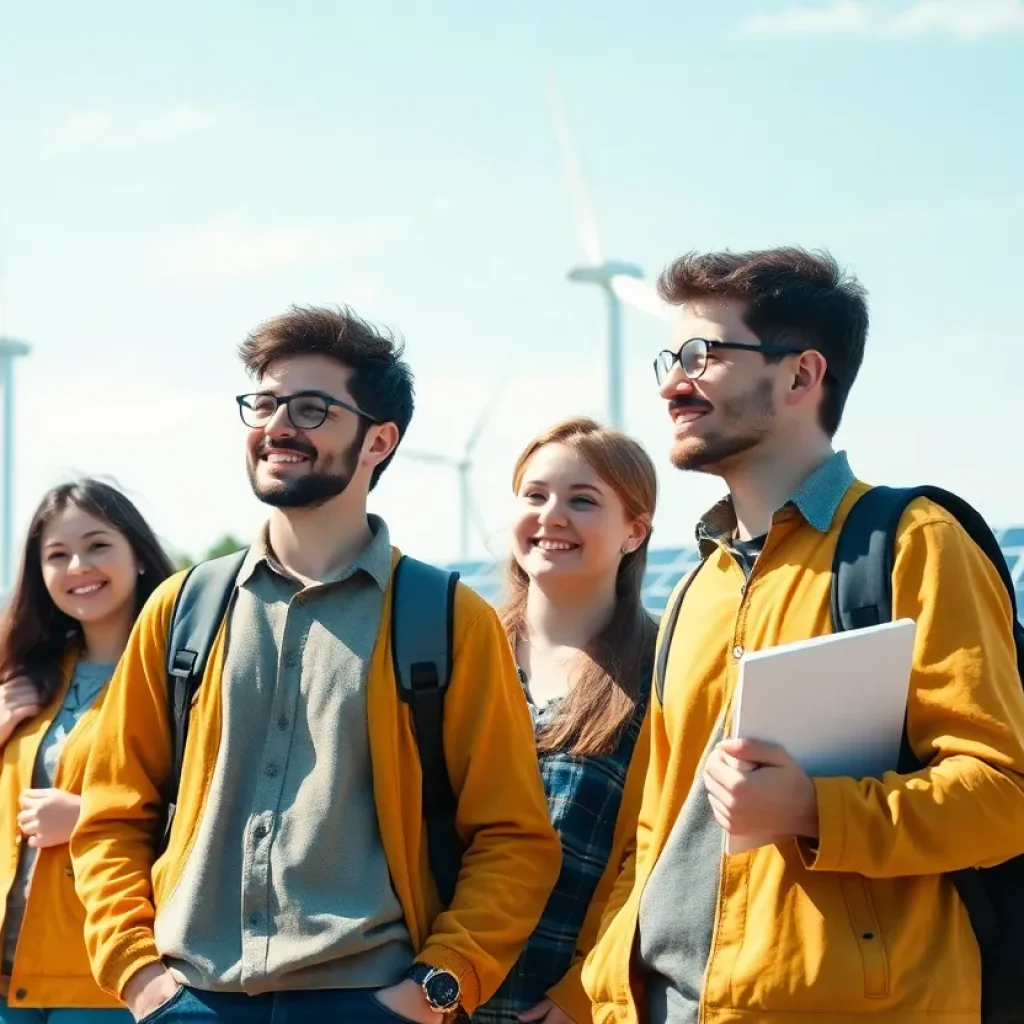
[70,306,561,1023]
[583,248,1024,1023]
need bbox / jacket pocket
[840,874,889,999]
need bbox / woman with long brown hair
[473,417,658,1024]
[0,479,174,1023]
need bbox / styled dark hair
[658,247,869,436]
[0,479,175,704]
[501,417,658,756]
[238,305,415,489]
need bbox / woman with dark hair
[473,418,658,1024]
[0,479,174,1022]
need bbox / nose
[537,497,568,530]
[659,365,695,402]
[66,551,90,574]
[263,402,297,440]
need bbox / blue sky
[1,0,1022,565]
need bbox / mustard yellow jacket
[70,550,561,1013]
[0,650,120,1009]
[583,484,1024,1024]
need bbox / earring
[621,545,632,555]
[138,566,146,576]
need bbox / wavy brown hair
[0,479,175,705]
[501,417,658,756]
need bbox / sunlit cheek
[40,565,64,603]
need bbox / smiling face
[245,354,372,509]
[511,442,646,591]
[659,297,781,474]
[39,505,141,627]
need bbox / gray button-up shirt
[155,515,414,994]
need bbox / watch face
[425,970,460,1009]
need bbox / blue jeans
[137,987,421,1023]
[0,998,130,1024]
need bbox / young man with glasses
[582,248,1024,1023]
[70,306,560,1023]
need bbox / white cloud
[51,104,224,151]
[742,0,1024,37]
[743,1,871,35]
[147,208,427,284]
[886,0,1024,37]
[150,218,338,281]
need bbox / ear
[785,350,829,407]
[363,422,400,469]
[622,516,651,554]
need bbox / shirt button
[733,645,745,659]
[265,764,279,779]
[14,989,26,1001]
[277,715,289,731]
[253,824,268,840]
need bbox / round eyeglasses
[654,337,805,385]
[236,391,380,431]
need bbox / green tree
[203,534,248,561]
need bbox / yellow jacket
[544,708,651,1023]
[0,650,120,1009]
[70,549,560,1013]
[583,483,1024,1024]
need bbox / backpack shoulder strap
[833,484,1024,768]
[834,484,1021,633]
[654,557,708,706]
[162,549,247,844]
[391,555,462,907]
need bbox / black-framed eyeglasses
[236,390,381,431]
[653,337,805,385]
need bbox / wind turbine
[401,390,498,563]
[0,335,31,591]
[548,75,670,431]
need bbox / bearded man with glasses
[70,305,560,1024]
[583,248,1024,1024]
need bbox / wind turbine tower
[0,336,30,590]
[548,76,670,431]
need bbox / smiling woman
[0,479,173,1018]
[472,418,658,1024]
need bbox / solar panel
[450,528,1024,619]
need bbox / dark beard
[248,431,364,509]
[670,377,776,473]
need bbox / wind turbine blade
[546,73,603,266]
[465,369,512,458]
[610,275,672,321]
[401,448,460,468]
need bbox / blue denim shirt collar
[696,450,855,554]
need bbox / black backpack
[655,486,1024,1024]
[159,550,464,906]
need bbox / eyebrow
[43,529,111,548]
[522,480,602,494]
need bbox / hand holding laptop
[704,738,819,845]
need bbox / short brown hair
[239,305,415,488]
[501,417,658,757]
[658,247,868,435]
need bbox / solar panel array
[450,526,1024,619]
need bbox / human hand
[0,677,41,747]
[374,978,436,1023]
[704,738,818,842]
[17,788,82,848]
[122,963,180,1022]
[519,997,576,1022]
